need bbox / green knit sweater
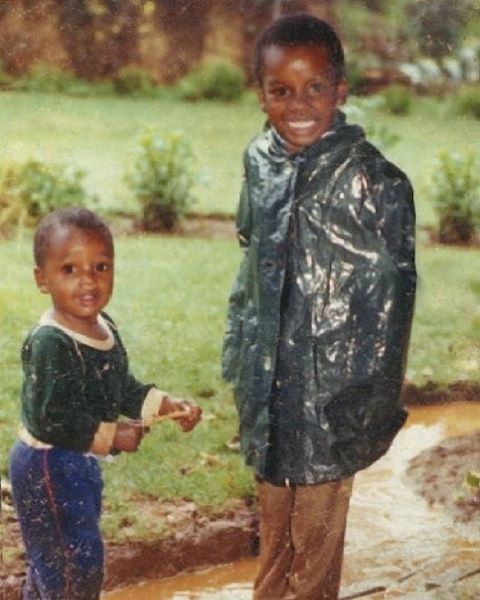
[21,313,153,453]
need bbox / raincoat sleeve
[325,165,416,462]
[377,170,416,378]
[222,159,253,382]
[236,160,253,249]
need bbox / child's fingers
[151,409,192,424]
[178,406,202,431]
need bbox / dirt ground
[1,385,479,598]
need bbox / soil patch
[402,379,480,405]
[108,214,236,240]
[0,499,258,599]
[405,431,480,525]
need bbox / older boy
[222,14,416,600]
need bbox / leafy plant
[431,151,480,245]
[0,160,95,234]
[465,471,480,490]
[126,131,198,231]
[381,84,413,115]
[113,66,157,97]
[12,63,81,94]
[365,123,400,151]
[177,59,245,102]
[346,98,400,151]
[455,85,480,120]
[0,60,12,88]
[405,0,474,59]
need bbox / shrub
[405,0,473,59]
[0,60,12,88]
[126,131,198,231]
[0,160,95,234]
[365,123,400,151]
[177,59,245,102]
[113,66,157,97]
[431,151,480,245]
[381,84,413,115]
[12,63,80,94]
[455,85,480,119]
[346,97,400,151]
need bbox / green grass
[409,245,480,384]
[0,91,263,216]
[1,91,479,225]
[1,233,480,539]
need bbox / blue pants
[9,441,104,600]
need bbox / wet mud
[103,400,480,599]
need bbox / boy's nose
[287,91,312,108]
[79,269,96,286]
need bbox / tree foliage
[406,0,475,58]
[57,0,141,79]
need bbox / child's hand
[111,420,149,453]
[160,396,202,432]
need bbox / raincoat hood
[223,111,416,485]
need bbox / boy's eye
[95,262,111,272]
[310,82,326,94]
[270,86,289,98]
[62,264,75,275]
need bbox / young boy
[222,14,416,600]
[9,207,202,600]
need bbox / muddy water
[104,403,480,599]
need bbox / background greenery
[0,91,479,225]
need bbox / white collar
[39,310,115,351]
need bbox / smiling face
[34,225,114,336]
[258,43,347,154]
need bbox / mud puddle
[104,403,480,599]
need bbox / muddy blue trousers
[9,441,104,600]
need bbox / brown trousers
[253,476,354,600]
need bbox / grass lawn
[1,232,480,539]
[1,91,479,226]
[0,91,263,216]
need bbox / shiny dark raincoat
[222,111,416,485]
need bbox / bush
[12,63,80,94]
[346,97,400,151]
[113,66,157,97]
[0,160,95,234]
[126,131,198,231]
[455,85,480,119]
[10,63,114,97]
[431,151,480,245]
[0,60,12,88]
[405,0,473,59]
[177,59,245,102]
[381,84,413,115]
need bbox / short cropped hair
[34,207,114,267]
[253,14,345,85]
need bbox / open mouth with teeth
[288,120,316,130]
[78,293,99,306]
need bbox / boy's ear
[257,87,267,113]
[336,78,348,107]
[34,266,49,294]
